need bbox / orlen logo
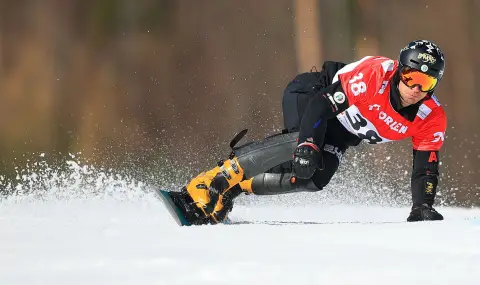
[432,132,445,143]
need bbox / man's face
[398,80,428,107]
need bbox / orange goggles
[400,67,438,92]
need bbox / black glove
[407,203,444,222]
[292,142,322,180]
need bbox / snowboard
[155,189,231,226]
[155,189,193,226]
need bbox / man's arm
[297,56,383,145]
[293,56,384,180]
[408,107,446,221]
[292,81,350,179]
[411,149,439,207]
[297,81,349,145]
[407,149,444,221]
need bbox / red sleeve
[412,108,447,151]
[335,56,397,106]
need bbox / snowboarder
[168,39,447,225]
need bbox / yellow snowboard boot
[185,157,250,223]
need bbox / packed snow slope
[0,158,479,285]
[1,194,479,285]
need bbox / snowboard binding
[167,188,215,226]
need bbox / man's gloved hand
[292,141,322,180]
[407,203,444,222]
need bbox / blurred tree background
[0,0,478,205]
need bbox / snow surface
[0,156,478,285]
[1,193,479,285]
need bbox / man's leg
[180,71,330,224]
[249,143,343,195]
[182,131,298,224]
[180,140,343,224]
[208,88,321,215]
